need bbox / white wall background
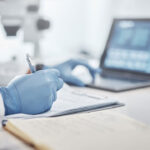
[40,0,150,61]
[40,0,114,60]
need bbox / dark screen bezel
[100,18,150,78]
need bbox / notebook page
[6,84,118,119]
[6,110,150,150]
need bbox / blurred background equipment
[0,0,50,86]
[0,0,50,58]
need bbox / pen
[26,54,36,73]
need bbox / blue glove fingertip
[66,76,85,87]
[56,78,64,90]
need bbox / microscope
[0,0,50,58]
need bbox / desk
[73,86,150,125]
[0,86,150,149]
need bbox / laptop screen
[102,19,150,74]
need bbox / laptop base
[87,76,150,92]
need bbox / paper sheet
[5,84,119,119]
[5,110,150,150]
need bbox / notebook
[3,110,150,150]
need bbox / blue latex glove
[0,69,63,115]
[37,59,100,87]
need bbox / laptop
[87,18,150,92]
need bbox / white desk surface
[73,86,150,125]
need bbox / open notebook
[3,110,150,150]
[5,84,123,119]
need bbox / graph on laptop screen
[104,19,150,74]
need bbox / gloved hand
[36,59,101,87]
[0,69,63,115]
